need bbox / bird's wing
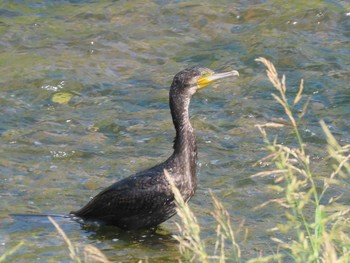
[72,171,173,218]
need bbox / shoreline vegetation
[167,58,350,262]
[2,58,349,262]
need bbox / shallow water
[0,0,349,262]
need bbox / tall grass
[164,171,242,262]
[168,58,350,262]
[253,57,350,262]
[48,216,111,263]
[0,241,24,263]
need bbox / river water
[0,0,349,262]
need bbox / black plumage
[70,67,239,230]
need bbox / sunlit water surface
[0,0,349,262]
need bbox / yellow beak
[197,70,239,89]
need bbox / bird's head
[171,66,239,96]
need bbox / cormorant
[70,67,239,230]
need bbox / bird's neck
[169,93,197,160]
[167,86,198,199]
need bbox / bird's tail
[10,213,69,218]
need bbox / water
[0,0,349,261]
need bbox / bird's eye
[200,71,207,77]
